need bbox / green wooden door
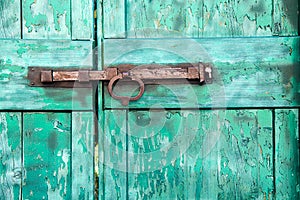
[0,0,95,199]
[0,0,299,200]
[99,0,299,199]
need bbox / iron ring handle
[107,75,145,106]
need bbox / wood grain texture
[126,0,202,38]
[103,0,125,38]
[72,112,94,200]
[125,110,273,199]
[0,0,21,38]
[203,0,273,37]
[216,110,274,199]
[0,40,93,110]
[105,0,299,37]
[275,109,299,199]
[22,113,71,200]
[273,0,299,36]
[103,37,299,108]
[101,110,127,200]
[127,110,199,199]
[22,0,71,39]
[71,0,94,40]
[0,113,22,200]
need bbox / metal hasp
[28,63,213,105]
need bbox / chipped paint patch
[23,0,71,39]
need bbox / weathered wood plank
[236,0,273,36]
[126,110,273,199]
[71,0,94,40]
[0,0,21,38]
[103,37,299,108]
[203,0,273,37]
[103,0,125,38]
[101,110,127,199]
[0,40,93,110]
[275,109,299,199]
[126,0,202,38]
[22,113,71,199]
[216,110,274,199]
[22,0,71,39]
[104,37,297,68]
[127,110,197,199]
[273,0,299,36]
[0,113,22,200]
[71,112,94,200]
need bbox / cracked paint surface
[22,113,71,200]
[23,0,71,39]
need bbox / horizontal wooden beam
[0,40,94,110]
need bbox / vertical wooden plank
[236,0,273,36]
[22,0,71,39]
[273,0,299,36]
[0,113,22,200]
[71,112,94,200]
[215,110,274,199]
[23,113,71,199]
[275,109,299,199]
[203,0,240,37]
[71,0,94,40]
[203,0,273,37]
[127,110,195,199]
[0,0,21,38]
[126,0,202,38]
[102,110,127,199]
[187,110,225,199]
[103,0,125,38]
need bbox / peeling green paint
[23,0,48,33]
[49,0,71,32]
[0,113,22,200]
[275,109,300,199]
[23,113,71,200]
[23,0,71,38]
[0,0,21,38]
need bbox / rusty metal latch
[28,63,213,105]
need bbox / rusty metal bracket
[28,63,213,105]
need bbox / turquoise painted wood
[275,109,299,199]
[126,110,274,199]
[22,113,72,199]
[0,40,94,110]
[103,0,126,38]
[22,0,71,39]
[0,0,96,199]
[21,112,95,200]
[0,0,299,200]
[126,0,202,38]
[99,0,299,200]
[72,112,95,200]
[103,37,299,108]
[0,0,21,38]
[202,0,274,37]
[0,113,22,200]
[71,0,94,40]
